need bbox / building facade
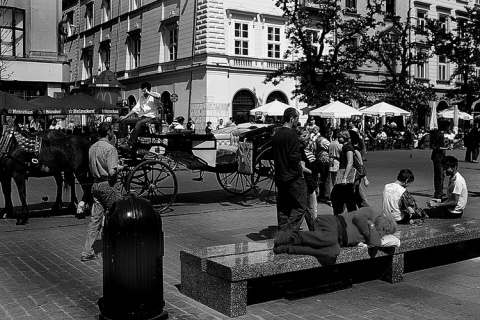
[62,0,478,131]
[62,0,307,131]
[0,0,68,100]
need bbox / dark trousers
[465,147,474,162]
[128,116,153,143]
[425,207,462,219]
[432,158,445,198]
[276,177,307,231]
[318,161,331,200]
[278,215,340,258]
[331,183,357,215]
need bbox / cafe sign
[7,109,34,115]
[44,109,64,115]
[68,109,96,114]
[100,108,120,114]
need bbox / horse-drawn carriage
[116,119,279,213]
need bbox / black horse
[0,128,93,225]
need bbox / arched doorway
[127,95,136,110]
[161,91,173,124]
[266,91,288,104]
[232,89,256,124]
[437,100,449,112]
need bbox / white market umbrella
[429,101,438,129]
[249,100,291,116]
[309,101,362,118]
[438,107,472,121]
[360,102,410,117]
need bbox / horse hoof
[75,214,85,220]
[16,219,29,225]
[2,213,8,219]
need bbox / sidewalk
[1,149,480,319]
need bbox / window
[99,44,110,71]
[168,28,178,61]
[417,10,426,33]
[416,50,427,79]
[85,2,93,30]
[439,15,449,33]
[234,22,249,56]
[66,11,75,36]
[267,26,281,58]
[130,0,141,11]
[128,37,141,69]
[386,0,395,17]
[457,18,466,38]
[0,7,25,57]
[82,48,94,78]
[101,0,111,23]
[438,55,447,80]
[345,0,357,13]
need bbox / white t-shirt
[448,172,468,214]
[382,183,406,221]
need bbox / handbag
[334,168,357,185]
[353,154,367,179]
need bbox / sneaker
[80,254,99,262]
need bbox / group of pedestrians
[272,108,469,259]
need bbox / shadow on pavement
[174,189,264,206]
[3,202,78,219]
[246,225,278,241]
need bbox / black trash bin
[98,195,168,320]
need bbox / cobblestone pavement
[1,149,480,319]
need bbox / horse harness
[0,127,43,169]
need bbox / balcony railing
[229,57,289,70]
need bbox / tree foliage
[264,0,384,107]
[424,6,480,111]
[364,5,436,113]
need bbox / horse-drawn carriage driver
[119,81,160,150]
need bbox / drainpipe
[187,0,198,119]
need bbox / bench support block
[181,262,247,317]
[380,253,404,283]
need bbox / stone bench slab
[180,217,480,317]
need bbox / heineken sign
[7,109,34,115]
[68,109,96,114]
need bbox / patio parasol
[249,100,292,116]
[309,101,362,118]
[29,95,65,116]
[360,102,410,117]
[50,92,118,115]
[0,92,37,115]
[429,101,438,129]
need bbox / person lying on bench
[118,81,160,150]
[382,169,427,224]
[424,156,468,219]
[273,207,398,259]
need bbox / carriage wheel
[252,147,276,203]
[216,171,253,195]
[126,160,178,213]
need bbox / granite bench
[180,217,480,317]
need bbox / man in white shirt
[119,82,160,149]
[425,156,468,218]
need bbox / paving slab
[0,149,480,319]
